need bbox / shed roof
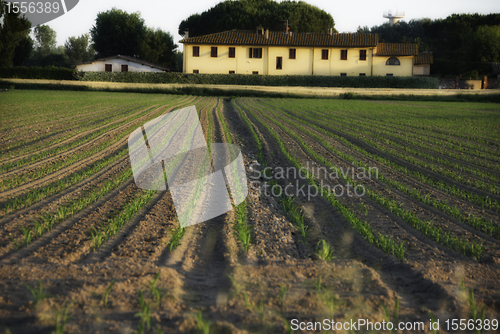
[76,55,171,71]
[179,29,378,48]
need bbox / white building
[75,55,170,72]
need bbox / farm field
[0,90,499,333]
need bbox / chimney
[265,29,269,39]
[184,29,189,39]
[328,28,333,35]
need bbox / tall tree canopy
[64,33,95,65]
[178,0,335,37]
[34,25,57,57]
[0,0,31,67]
[90,8,177,67]
[363,13,500,76]
[91,8,147,58]
[141,29,178,68]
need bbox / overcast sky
[47,0,499,50]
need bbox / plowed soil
[0,90,499,334]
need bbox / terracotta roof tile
[414,52,433,64]
[180,29,378,47]
[376,43,418,56]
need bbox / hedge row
[78,72,440,89]
[0,66,77,80]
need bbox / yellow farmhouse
[180,29,426,77]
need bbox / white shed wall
[76,59,164,72]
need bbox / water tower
[383,10,405,25]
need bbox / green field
[0,90,499,333]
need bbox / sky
[46,0,499,50]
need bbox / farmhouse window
[193,69,199,73]
[341,50,348,60]
[359,50,367,61]
[121,65,128,72]
[386,57,400,65]
[193,46,200,57]
[211,47,218,57]
[249,48,263,59]
[105,64,112,72]
[229,70,235,74]
[386,73,393,76]
[252,71,259,74]
[340,73,347,76]
[359,73,366,76]
[321,49,328,60]
[276,56,283,70]
[289,48,296,59]
[228,47,235,58]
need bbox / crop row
[288,100,499,163]
[215,100,253,252]
[0,102,181,171]
[320,107,500,169]
[269,102,500,213]
[264,102,500,239]
[0,97,207,192]
[236,99,407,261]
[234,101,335,259]
[281,104,499,196]
[244,99,485,260]
[11,167,132,251]
[316,108,500,176]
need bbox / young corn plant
[195,310,210,334]
[146,273,167,307]
[461,280,486,333]
[315,239,335,261]
[101,279,115,308]
[313,276,339,318]
[227,274,241,297]
[274,310,293,334]
[232,202,253,252]
[25,281,51,306]
[277,284,287,311]
[135,291,151,334]
[381,298,400,334]
[53,302,73,334]
[90,227,104,251]
[166,226,186,252]
[21,226,33,247]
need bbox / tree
[91,8,147,58]
[178,0,335,37]
[12,35,34,66]
[34,25,57,57]
[462,25,500,63]
[140,29,177,68]
[0,0,31,67]
[64,34,95,65]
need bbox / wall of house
[372,56,413,76]
[267,47,312,75]
[183,43,415,77]
[312,48,373,76]
[76,59,163,72]
[185,44,268,74]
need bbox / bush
[78,72,439,89]
[0,66,77,80]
